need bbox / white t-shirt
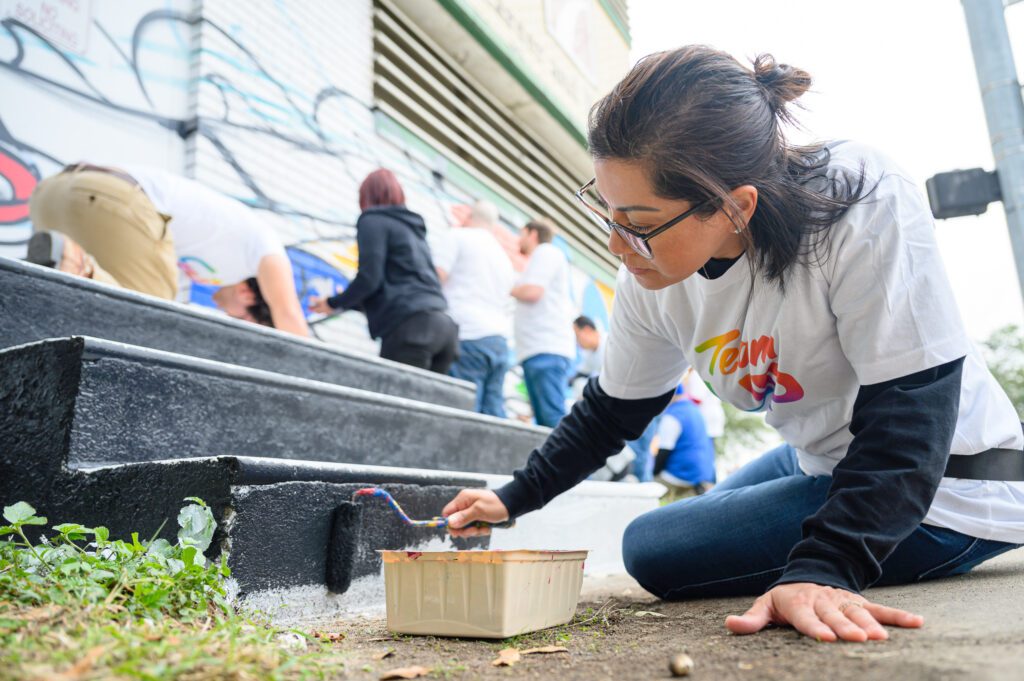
[433,226,514,340]
[124,165,285,290]
[684,372,727,438]
[514,242,577,362]
[598,141,1024,544]
[578,336,605,378]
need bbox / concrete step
[0,447,489,597]
[0,257,475,410]
[0,336,547,474]
[1,444,662,620]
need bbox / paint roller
[327,487,515,593]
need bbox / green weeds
[0,499,346,680]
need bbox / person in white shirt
[571,315,605,386]
[434,200,515,416]
[573,314,663,482]
[511,219,577,427]
[682,369,727,443]
[441,45,1024,644]
[26,163,308,336]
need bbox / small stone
[274,632,307,650]
[669,653,694,677]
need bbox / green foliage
[0,499,346,679]
[715,402,774,459]
[0,499,227,620]
[983,324,1024,419]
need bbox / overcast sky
[629,0,1024,341]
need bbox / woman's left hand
[725,582,924,642]
[308,296,334,315]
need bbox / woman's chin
[628,267,683,290]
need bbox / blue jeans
[448,336,509,418]
[623,443,1021,599]
[627,416,660,482]
[521,353,572,427]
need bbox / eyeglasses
[573,177,714,259]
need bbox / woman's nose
[607,227,629,257]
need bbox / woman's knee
[622,505,697,596]
[622,513,657,589]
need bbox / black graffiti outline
[0,10,390,227]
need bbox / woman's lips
[625,263,653,275]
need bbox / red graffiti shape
[0,149,38,224]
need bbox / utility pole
[961,0,1024,302]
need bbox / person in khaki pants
[29,164,178,299]
[27,163,309,336]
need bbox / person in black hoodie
[310,169,458,373]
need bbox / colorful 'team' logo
[178,256,224,286]
[695,329,804,410]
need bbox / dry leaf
[19,604,63,622]
[313,630,345,642]
[521,646,569,655]
[633,610,666,618]
[379,665,430,680]
[49,645,107,681]
[491,648,522,667]
[738,662,754,670]
[373,649,396,660]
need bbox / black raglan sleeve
[772,356,964,593]
[327,216,387,311]
[495,377,674,517]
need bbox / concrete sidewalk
[326,549,1024,680]
[576,548,1024,680]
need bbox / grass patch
[0,499,346,680]
[496,599,623,650]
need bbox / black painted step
[2,452,488,596]
[0,336,547,474]
[0,257,475,410]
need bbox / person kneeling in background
[654,384,716,502]
[26,162,309,336]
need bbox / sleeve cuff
[770,555,868,594]
[494,478,541,519]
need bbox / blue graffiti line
[199,76,304,127]
[18,32,98,66]
[199,47,316,105]
[111,37,191,59]
[272,0,331,84]
[164,0,189,51]
[110,65,191,89]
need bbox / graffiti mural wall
[1,0,614,357]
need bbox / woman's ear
[726,185,758,229]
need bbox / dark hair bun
[752,54,811,118]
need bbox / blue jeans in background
[521,353,572,427]
[627,416,660,482]
[623,443,1021,599]
[448,335,509,418]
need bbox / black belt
[61,162,140,189]
[945,448,1024,481]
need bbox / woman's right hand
[442,489,510,537]
[308,295,334,315]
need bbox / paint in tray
[380,549,589,638]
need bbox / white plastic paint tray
[380,549,588,638]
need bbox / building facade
[0,0,630,354]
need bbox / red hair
[359,168,405,211]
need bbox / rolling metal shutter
[372,0,617,276]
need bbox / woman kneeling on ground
[442,45,1024,643]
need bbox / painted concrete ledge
[0,336,548,474]
[240,477,665,623]
[0,448,489,600]
[1,441,661,622]
[0,257,475,410]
